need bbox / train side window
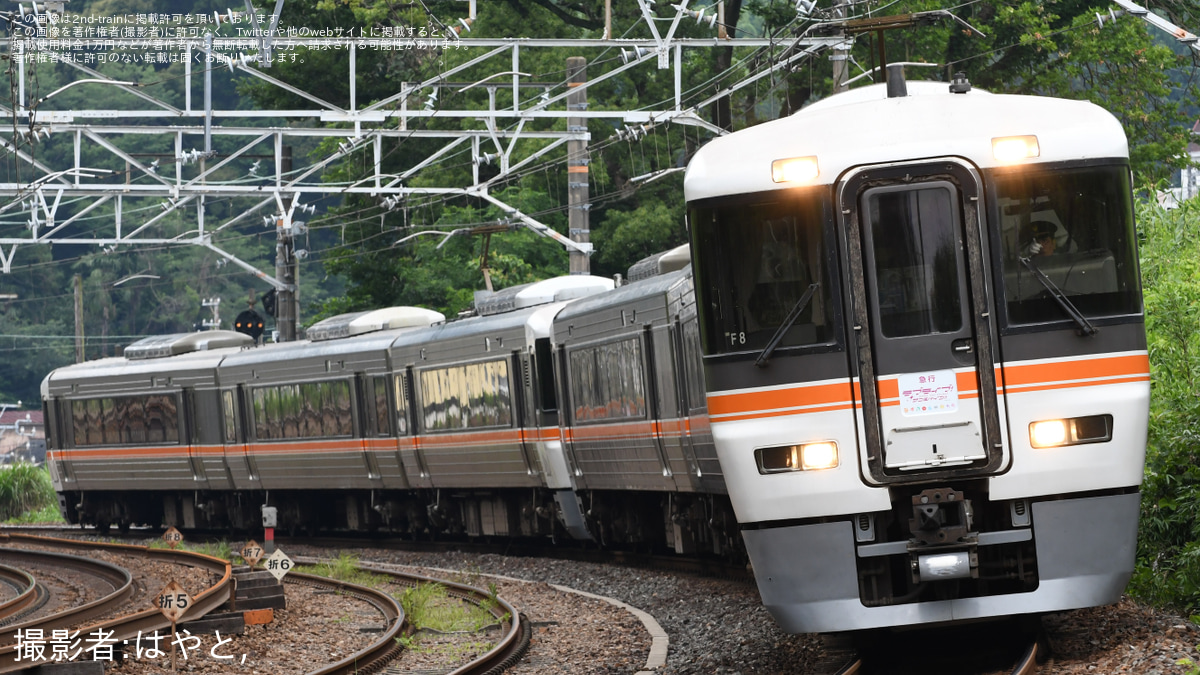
[372,375,392,436]
[251,381,354,440]
[124,398,147,443]
[991,165,1141,326]
[145,395,178,443]
[281,384,301,438]
[222,391,238,443]
[568,337,647,423]
[331,380,354,436]
[419,359,512,431]
[393,374,410,435]
[681,320,707,411]
[534,338,558,413]
[70,395,179,447]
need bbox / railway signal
[233,309,265,340]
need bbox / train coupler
[907,487,979,583]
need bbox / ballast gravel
[14,533,1199,673]
[287,545,1200,674]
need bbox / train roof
[306,306,445,341]
[474,275,614,316]
[684,80,1128,202]
[41,343,245,394]
[217,329,402,367]
[555,267,691,322]
[389,303,545,350]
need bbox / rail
[0,548,134,651]
[369,564,529,675]
[0,533,232,674]
[0,561,38,623]
[297,557,530,675]
[288,571,405,675]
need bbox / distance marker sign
[155,580,192,623]
[240,540,264,567]
[264,549,293,581]
[162,526,184,549]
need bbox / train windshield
[991,165,1141,326]
[689,190,836,356]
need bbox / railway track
[0,530,532,674]
[0,533,232,673]
[0,548,134,639]
[298,556,531,675]
[286,571,406,675]
[5,523,754,583]
[0,561,38,624]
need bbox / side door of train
[220,387,261,489]
[838,159,1008,483]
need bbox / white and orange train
[43,70,1147,633]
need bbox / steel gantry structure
[0,0,842,336]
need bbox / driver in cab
[1021,220,1058,258]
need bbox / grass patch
[146,539,234,561]
[296,552,388,587]
[396,582,500,633]
[398,635,493,656]
[4,503,64,525]
[0,463,58,522]
[186,540,234,561]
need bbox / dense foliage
[1130,197,1200,619]
[0,463,56,521]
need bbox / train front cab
[688,95,1147,631]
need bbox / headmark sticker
[898,370,959,417]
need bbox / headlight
[756,441,839,474]
[1029,415,1113,448]
[1029,420,1068,448]
[771,156,819,183]
[992,135,1040,163]
[800,442,838,470]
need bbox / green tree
[1130,196,1200,615]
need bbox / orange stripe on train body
[707,380,855,418]
[706,352,1150,423]
[1000,353,1150,391]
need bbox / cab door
[839,160,1005,483]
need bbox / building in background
[1161,120,1200,208]
[1,410,45,465]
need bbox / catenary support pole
[275,146,298,341]
[73,274,83,363]
[567,57,590,275]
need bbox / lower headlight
[756,441,839,474]
[1029,414,1113,448]
[1029,419,1068,448]
[800,442,838,470]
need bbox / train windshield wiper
[1019,256,1097,336]
[755,283,820,368]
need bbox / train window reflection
[393,374,410,435]
[221,391,238,443]
[568,337,647,423]
[372,375,392,436]
[992,165,1141,325]
[863,185,965,338]
[251,380,354,440]
[419,360,513,431]
[689,191,834,356]
[70,394,180,447]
